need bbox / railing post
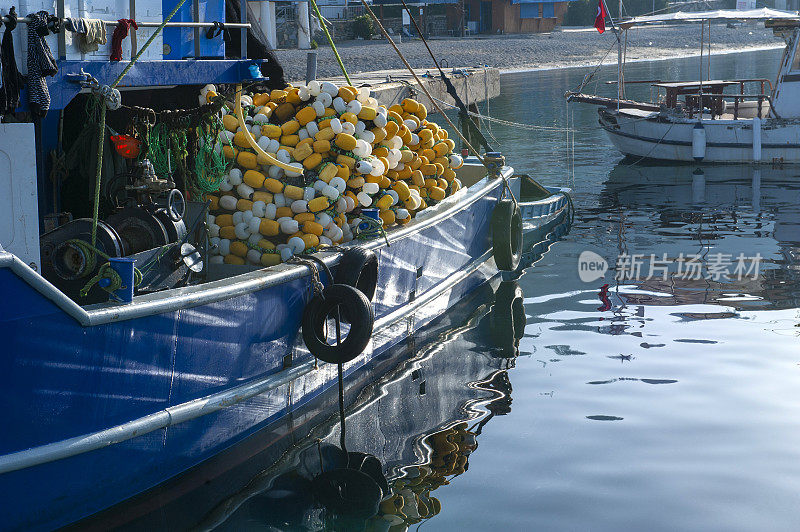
[241,0,248,58]
[193,0,201,58]
[57,0,66,59]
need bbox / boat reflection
[197,280,521,531]
[598,163,800,310]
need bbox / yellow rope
[233,85,300,173]
[308,0,352,84]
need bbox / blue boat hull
[0,173,553,530]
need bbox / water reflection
[200,280,522,531]
[191,216,571,530]
[597,163,800,310]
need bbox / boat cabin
[652,79,773,119]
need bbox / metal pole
[600,0,622,107]
[306,51,318,83]
[241,0,248,58]
[57,0,66,59]
[298,1,311,49]
[130,0,138,57]
[0,16,250,28]
[707,20,711,81]
[699,21,704,104]
[193,0,201,58]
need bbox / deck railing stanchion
[57,0,66,59]
[240,0,248,58]
[130,0,138,57]
[193,0,201,58]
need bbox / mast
[600,0,623,108]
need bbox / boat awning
[619,8,800,29]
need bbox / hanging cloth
[75,19,107,54]
[63,17,88,34]
[0,7,23,115]
[26,11,58,117]
[110,19,137,62]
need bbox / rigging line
[572,39,618,95]
[571,107,575,187]
[356,0,487,167]
[309,0,351,84]
[398,0,491,151]
[429,94,577,131]
[430,93,661,134]
[484,65,493,136]
[399,0,443,71]
[623,120,675,167]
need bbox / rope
[193,121,228,193]
[356,0,487,168]
[571,39,618,96]
[308,0,351,84]
[67,239,143,298]
[90,102,106,248]
[622,120,675,167]
[398,0,491,152]
[355,216,390,246]
[147,123,171,177]
[433,92,664,136]
[233,85,305,173]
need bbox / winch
[40,157,190,303]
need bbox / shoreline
[276,23,784,81]
[497,43,785,74]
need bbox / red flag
[594,0,607,34]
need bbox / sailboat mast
[600,0,623,106]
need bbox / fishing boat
[0,2,572,529]
[566,8,800,164]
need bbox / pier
[317,67,501,112]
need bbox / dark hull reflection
[597,163,800,309]
[194,279,519,531]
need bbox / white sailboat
[567,8,800,164]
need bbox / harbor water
[430,47,800,531]
[104,48,800,530]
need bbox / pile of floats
[202,80,465,266]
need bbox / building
[462,0,571,34]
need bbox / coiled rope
[67,239,143,298]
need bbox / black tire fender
[302,284,374,364]
[334,247,379,302]
[492,198,523,271]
